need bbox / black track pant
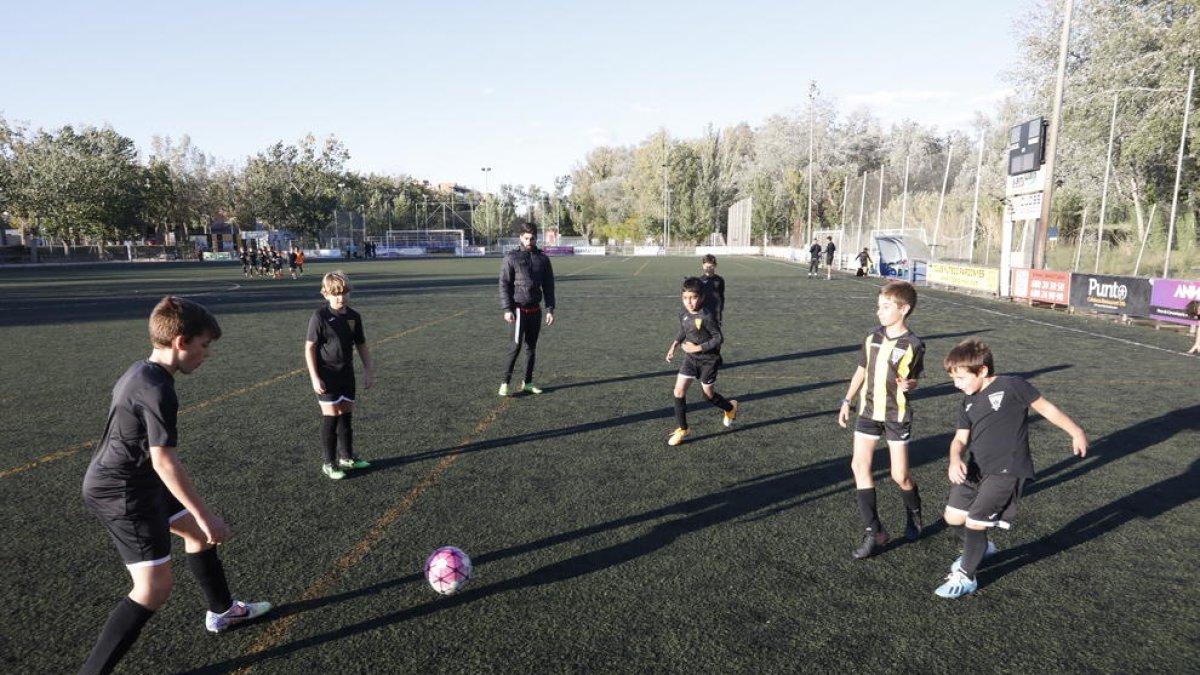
[503,308,542,384]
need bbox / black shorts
[854,416,913,443]
[946,470,1025,530]
[318,370,356,404]
[85,488,187,566]
[679,355,722,386]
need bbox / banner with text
[1149,278,1200,325]
[1010,268,1070,304]
[1068,273,1152,315]
[928,263,1000,293]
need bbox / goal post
[375,229,466,257]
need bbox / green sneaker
[498,382,510,396]
[520,382,544,394]
[338,458,371,470]
[322,463,346,480]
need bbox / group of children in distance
[238,246,305,280]
[78,252,1090,672]
[667,256,1088,600]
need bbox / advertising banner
[1149,278,1200,325]
[1068,273,1152,315]
[542,246,575,256]
[1010,268,1070,305]
[928,263,999,293]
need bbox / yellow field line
[563,259,610,277]
[232,397,512,674]
[634,260,651,277]
[1,311,467,479]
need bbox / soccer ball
[424,546,472,595]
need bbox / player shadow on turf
[968,404,1198,587]
[365,379,849,472]
[182,457,898,673]
[911,363,1075,402]
[982,457,1198,589]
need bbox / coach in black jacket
[497,221,556,396]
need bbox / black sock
[855,488,882,532]
[901,486,922,519]
[321,415,338,465]
[708,392,733,412]
[187,547,233,614]
[337,413,354,460]
[79,597,154,675]
[961,528,989,578]
[951,524,966,546]
[673,397,687,429]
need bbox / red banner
[1011,268,1070,304]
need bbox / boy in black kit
[824,236,837,280]
[807,240,822,278]
[837,280,925,559]
[935,338,1087,598]
[664,277,738,446]
[305,270,375,480]
[699,254,725,325]
[80,297,271,675]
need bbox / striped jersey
[856,326,925,423]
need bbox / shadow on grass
[979,404,1199,586]
[369,379,848,471]
[182,453,880,673]
[185,422,966,673]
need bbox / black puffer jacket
[499,246,555,312]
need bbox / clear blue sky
[2,0,1034,191]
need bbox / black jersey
[699,273,725,324]
[82,360,178,515]
[676,307,723,360]
[307,305,365,378]
[957,375,1041,478]
[855,326,925,423]
[824,241,837,264]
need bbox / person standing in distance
[824,236,837,280]
[698,254,726,326]
[498,221,555,396]
[808,240,822,278]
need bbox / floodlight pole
[1096,93,1119,273]
[806,81,818,245]
[1163,66,1194,278]
[933,140,953,255]
[1033,0,1074,270]
[856,171,867,252]
[969,130,985,263]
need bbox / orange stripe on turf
[231,397,512,673]
[1,311,468,478]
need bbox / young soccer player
[305,271,375,479]
[80,297,271,675]
[935,337,1088,598]
[837,280,925,559]
[295,248,306,277]
[1186,300,1199,354]
[824,236,837,280]
[664,277,738,446]
[855,248,873,277]
[699,254,726,325]
[807,240,822,278]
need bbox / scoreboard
[1008,117,1048,175]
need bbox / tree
[10,125,145,249]
[242,134,349,241]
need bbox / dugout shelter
[874,235,930,284]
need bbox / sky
[2,0,1037,192]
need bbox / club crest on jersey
[348,319,357,332]
[890,347,907,365]
[694,318,703,330]
[988,391,1005,411]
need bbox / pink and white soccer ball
[424,546,472,595]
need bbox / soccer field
[0,256,1196,674]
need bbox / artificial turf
[0,255,1195,673]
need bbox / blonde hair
[321,271,351,296]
